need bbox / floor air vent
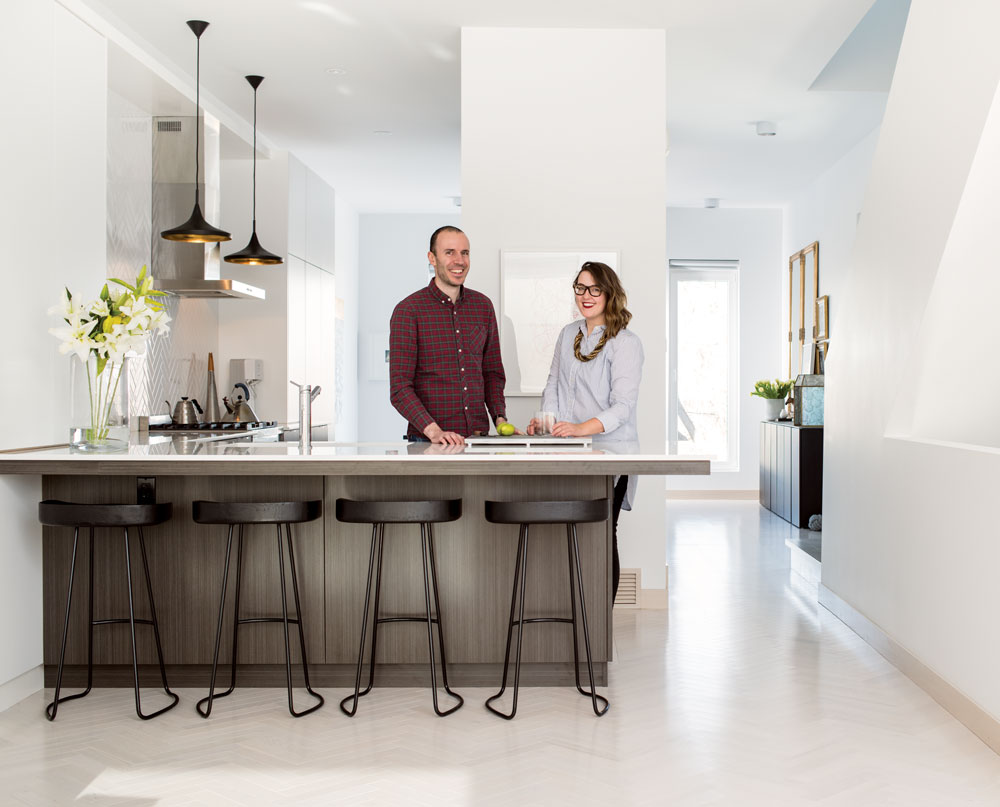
[614,569,640,608]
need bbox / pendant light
[161,20,231,243]
[225,75,283,265]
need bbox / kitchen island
[0,442,708,688]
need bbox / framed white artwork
[500,249,619,396]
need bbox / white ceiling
[82,0,906,213]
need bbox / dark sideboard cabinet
[759,421,823,528]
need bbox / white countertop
[0,440,711,477]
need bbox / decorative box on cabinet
[759,421,822,527]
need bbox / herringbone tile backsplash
[108,91,219,420]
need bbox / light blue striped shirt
[541,321,644,508]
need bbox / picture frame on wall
[815,295,830,341]
[788,241,819,377]
[499,249,619,395]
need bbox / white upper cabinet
[306,169,336,271]
[287,156,307,261]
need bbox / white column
[0,0,107,700]
[461,28,669,595]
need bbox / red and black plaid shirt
[389,280,506,438]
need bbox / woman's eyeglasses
[573,283,604,298]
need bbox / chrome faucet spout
[290,381,320,450]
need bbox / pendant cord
[252,86,257,230]
[194,33,201,205]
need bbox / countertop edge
[0,456,710,476]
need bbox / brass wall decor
[815,294,829,341]
[788,241,819,378]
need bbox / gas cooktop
[149,421,278,433]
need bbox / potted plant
[751,378,793,421]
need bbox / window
[667,260,740,470]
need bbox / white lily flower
[89,299,110,318]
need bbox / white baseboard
[640,566,669,609]
[0,665,42,713]
[787,539,821,586]
[819,584,1000,755]
[665,490,759,500]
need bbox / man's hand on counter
[423,442,466,455]
[423,422,466,445]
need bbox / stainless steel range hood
[152,114,266,300]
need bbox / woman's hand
[551,418,604,438]
[526,418,540,435]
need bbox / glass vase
[70,355,129,451]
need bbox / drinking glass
[534,411,556,435]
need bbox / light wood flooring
[2,501,999,805]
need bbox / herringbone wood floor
[2,501,999,806]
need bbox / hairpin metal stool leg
[568,524,609,716]
[341,522,384,716]
[276,523,324,717]
[485,524,530,719]
[123,527,179,720]
[420,523,463,716]
[197,524,238,718]
[46,527,93,721]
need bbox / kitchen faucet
[290,381,321,451]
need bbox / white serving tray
[464,435,592,447]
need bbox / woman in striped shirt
[528,261,644,600]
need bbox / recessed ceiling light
[373,130,392,135]
[325,67,348,75]
[755,121,777,136]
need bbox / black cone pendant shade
[161,20,231,243]
[225,75,282,265]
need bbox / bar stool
[193,500,324,718]
[336,498,464,717]
[38,500,179,721]
[484,499,611,719]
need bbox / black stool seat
[484,497,611,719]
[39,501,172,528]
[336,498,463,717]
[485,499,608,525]
[193,499,324,718]
[39,500,178,721]
[193,500,321,525]
[336,498,461,524]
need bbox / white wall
[785,128,880,373]
[461,28,669,593]
[334,194,360,442]
[822,0,1000,720]
[665,207,783,491]
[0,0,107,701]
[219,153,291,423]
[357,213,460,442]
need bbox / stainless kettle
[223,383,259,423]
[166,397,203,425]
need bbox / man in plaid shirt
[389,226,510,444]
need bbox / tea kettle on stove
[166,397,203,425]
[223,382,259,423]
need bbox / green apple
[498,422,515,436]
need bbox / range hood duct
[152,115,265,300]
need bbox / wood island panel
[41,472,614,687]
[323,475,610,667]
